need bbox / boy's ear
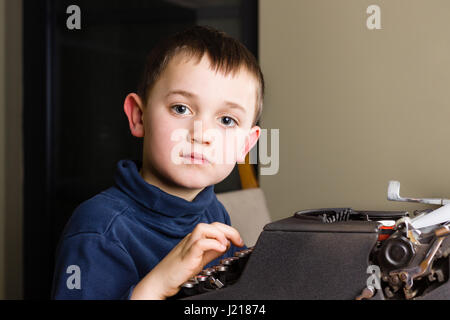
[124,93,145,138]
[237,126,261,163]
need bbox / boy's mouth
[181,152,210,164]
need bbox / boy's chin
[169,169,231,190]
[172,176,220,190]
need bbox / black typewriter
[176,181,450,300]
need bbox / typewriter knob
[377,235,415,272]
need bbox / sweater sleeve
[51,233,139,300]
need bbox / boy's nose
[188,120,213,145]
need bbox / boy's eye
[220,116,237,127]
[171,104,192,115]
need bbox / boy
[51,25,265,300]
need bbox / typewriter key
[234,250,249,258]
[195,274,210,293]
[196,274,208,282]
[213,264,228,271]
[234,250,250,271]
[221,257,239,275]
[221,257,239,271]
[181,280,198,296]
[213,265,229,285]
[201,268,219,289]
[201,267,217,277]
[220,257,240,282]
[245,247,254,255]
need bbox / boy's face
[130,53,261,190]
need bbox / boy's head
[124,26,264,196]
[138,25,265,126]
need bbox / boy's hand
[130,222,244,300]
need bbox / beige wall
[259,0,450,221]
[0,0,23,299]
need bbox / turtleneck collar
[114,159,215,219]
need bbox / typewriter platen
[177,181,450,300]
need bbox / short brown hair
[137,25,265,126]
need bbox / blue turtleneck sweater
[51,160,243,299]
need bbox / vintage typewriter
[176,181,450,300]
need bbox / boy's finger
[187,238,227,260]
[210,222,244,247]
[188,223,229,247]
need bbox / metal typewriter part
[362,180,450,300]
